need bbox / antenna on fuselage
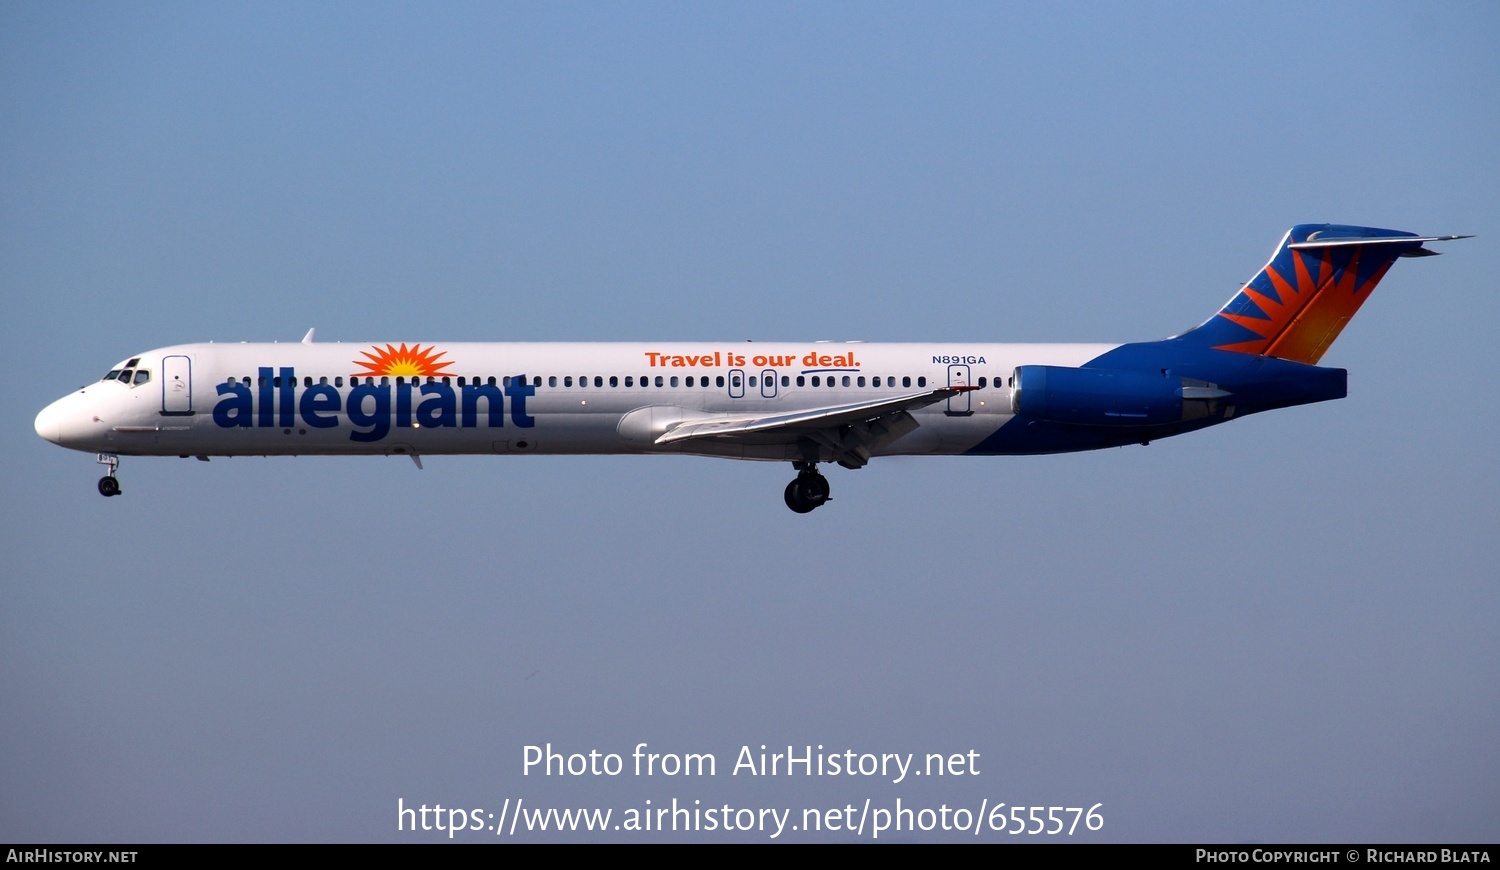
[301,328,316,344]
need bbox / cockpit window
[119,369,135,383]
[133,370,151,385]
[103,370,123,381]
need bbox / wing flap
[654,386,974,446]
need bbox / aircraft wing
[655,386,976,467]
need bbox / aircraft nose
[34,399,65,445]
[36,390,112,452]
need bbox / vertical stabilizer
[1175,225,1463,364]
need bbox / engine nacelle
[1010,365,1221,427]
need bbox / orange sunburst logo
[1215,251,1327,355]
[352,343,455,378]
[1214,247,1391,365]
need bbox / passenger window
[594,376,603,387]
[978,377,987,388]
[902,376,911,387]
[625,376,634,387]
[781,376,789,387]
[532,376,542,387]
[811,376,820,386]
[842,376,851,387]
[918,377,926,387]
[857,376,866,387]
[685,376,694,387]
[716,376,725,387]
[610,376,619,387]
[563,376,572,387]
[748,376,756,387]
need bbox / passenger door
[161,355,193,415]
[946,364,971,415]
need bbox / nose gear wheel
[96,454,121,497]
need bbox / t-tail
[1013,224,1471,450]
[1175,224,1469,364]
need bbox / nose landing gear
[783,462,830,514]
[96,454,121,497]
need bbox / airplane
[35,224,1467,513]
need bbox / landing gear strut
[783,461,830,514]
[96,454,121,497]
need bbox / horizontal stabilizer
[1289,234,1472,258]
[1288,234,1470,249]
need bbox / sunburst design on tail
[1212,246,1394,364]
[352,343,455,378]
[1172,226,1464,364]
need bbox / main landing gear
[783,461,831,514]
[96,454,121,497]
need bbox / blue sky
[3,1,1496,842]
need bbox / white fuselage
[36,340,1115,462]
